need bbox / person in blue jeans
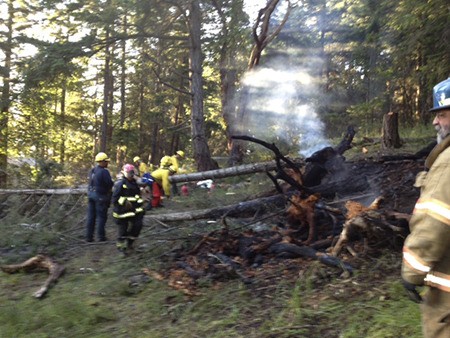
[86,152,114,242]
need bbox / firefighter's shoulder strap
[88,167,97,191]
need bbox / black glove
[402,279,422,303]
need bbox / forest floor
[0,141,430,337]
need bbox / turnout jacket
[112,178,145,219]
[402,135,450,298]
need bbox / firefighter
[133,156,149,177]
[169,150,185,196]
[86,152,114,242]
[169,150,184,174]
[150,156,175,207]
[401,77,450,338]
[112,164,145,255]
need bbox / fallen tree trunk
[0,188,86,195]
[1,255,65,298]
[169,159,303,184]
[144,194,287,223]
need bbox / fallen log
[169,159,304,184]
[0,188,86,195]
[144,194,287,223]
[1,254,65,298]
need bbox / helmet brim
[429,104,450,112]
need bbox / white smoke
[240,66,330,157]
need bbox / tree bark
[0,0,13,188]
[188,0,218,171]
[144,194,286,223]
[169,159,303,183]
[381,112,402,149]
[100,13,113,153]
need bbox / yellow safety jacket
[170,155,180,173]
[402,136,450,298]
[151,167,172,196]
[138,162,149,176]
[112,178,145,219]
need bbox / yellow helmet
[133,156,141,163]
[95,152,110,162]
[160,155,173,168]
[176,150,185,158]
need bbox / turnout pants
[421,288,450,338]
[115,214,144,249]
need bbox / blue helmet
[430,77,450,112]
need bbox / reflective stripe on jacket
[112,179,145,219]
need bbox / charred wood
[208,253,252,284]
[309,175,370,198]
[331,198,409,256]
[303,126,355,187]
[334,126,356,155]
[231,135,306,193]
[175,261,204,279]
[268,242,353,273]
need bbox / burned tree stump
[303,126,355,187]
[381,112,402,149]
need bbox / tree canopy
[0,0,449,187]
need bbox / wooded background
[0,0,449,188]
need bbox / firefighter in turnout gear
[86,152,114,242]
[112,164,145,255]
[402,77,450,338]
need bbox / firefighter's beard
[436,125,450,144]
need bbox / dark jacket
[112,178,145,219]
[88,165,113,196]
